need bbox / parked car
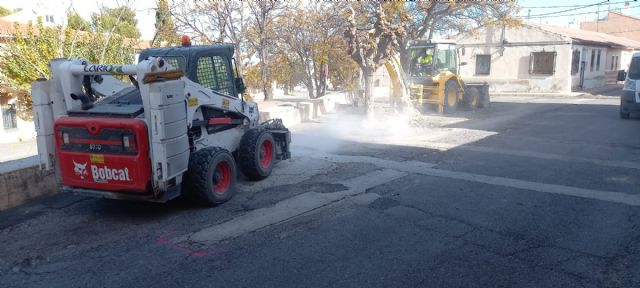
[618,52,640,119]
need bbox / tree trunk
[305,81,314,99]
[283,83,290,95]
[303,62,315,99]
[260,46,273,101]
[316,62,327,97]
[363,69,374,116]
[312,61,320,99]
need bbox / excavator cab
[407,42,458,80]
[406,40,488,113]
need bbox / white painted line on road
[188,169,407,243]
[456,145,640,170]
[307,153,640,207]
[312,153,436,170]
[418,167,640,206]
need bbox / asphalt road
[1,92,640,288]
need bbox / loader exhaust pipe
[70,93,94,110]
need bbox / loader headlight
[63,132,69,144]
[624,79,636,91]
[123,135,130,149]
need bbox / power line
[527,0,610,17]
[517,5,640,19]
[520,1,627,9]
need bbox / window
[196,56,234,96]
[529,51,556,75]
[408,47,435,77]
[1,104,17,129]
[611,56,615,71]
[628,57,640,79]
[475,54,491,75]
[571,49,580,75]
[596,49,601,71]
[161,56,186,71]
[590,49,595,72]
[435,47,457,72]
[609,55,620,71]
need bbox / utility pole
[596,3,600,32]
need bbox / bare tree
[170,1,247,65]
[344,2,406,115]
[245,0,285,101]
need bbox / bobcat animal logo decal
[73,161,88,179]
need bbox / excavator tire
[239,128,276,181]
[443,80,459,113]
[463,87,481,109]
[184,147,237,206]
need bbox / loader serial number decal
[89,143,102,151]
[188,98,198,107]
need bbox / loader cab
[407,40,458,83]
[139,41,245,97]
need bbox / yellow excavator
[384,39,489,114]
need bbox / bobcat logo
[73,161,88,179]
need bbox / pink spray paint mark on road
[156,232,225,257]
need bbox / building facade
[457,24,640,93]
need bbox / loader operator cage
[408,43,458,77]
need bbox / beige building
[457,23,640,93]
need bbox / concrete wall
[0,165,57,210]
[0,118,36,144]
[458,25,573,93]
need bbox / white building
[0,3,66,144]
[457,23,640,93]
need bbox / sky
[0,0,639,41]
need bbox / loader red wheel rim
[260,139,274,168]
[213,161,232,193]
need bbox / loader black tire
[184,147,237,206]
[463,87,481,109]
[238,128,276,181]
[478,90,490,108]
[443,80,459,113]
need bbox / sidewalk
[490,83,623,98]
[579,83,623,96]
